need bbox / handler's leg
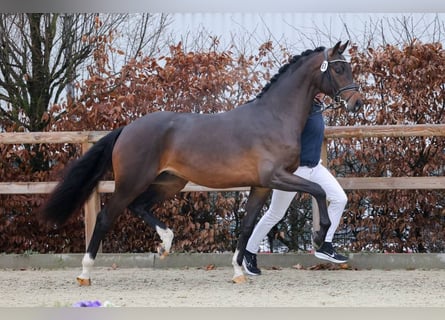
[310,163,348,263]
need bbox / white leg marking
[156,226,174,254]
[232,249,245,280]
[78,253,94,280]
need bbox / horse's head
[319,41,363,112]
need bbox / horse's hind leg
[77,197,130,286]
[128,172,188,258]
[77,173,159,285]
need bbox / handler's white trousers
[246,161,347,253]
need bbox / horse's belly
[191,175,254,189]
[163,163,258,189]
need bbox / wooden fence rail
[1,124,445,249]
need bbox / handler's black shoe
[314,242,348,264]
[243,250,261,275]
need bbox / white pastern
[232,249,244,279]
[156,226,174,254]
[78,253,94,280]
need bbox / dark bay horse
[41,41,362,285]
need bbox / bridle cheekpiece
[320,48,360,109]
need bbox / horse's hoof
[157,246,169,260]
[232,275,247,284]
[76,277,91,286]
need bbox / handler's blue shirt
[300,103,324,167]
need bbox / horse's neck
[251,54,322,133]
[263,71,318,127]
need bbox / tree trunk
[27,13,53,132]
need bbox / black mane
[255,46,325,99]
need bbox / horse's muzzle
[349,97,363,113]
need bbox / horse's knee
[312,185,326,199]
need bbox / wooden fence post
[81,141,102,252]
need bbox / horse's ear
[331,41,349,56]
[338,41,349,54]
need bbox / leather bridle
[320,48,360,109]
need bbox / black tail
[40,127,124,226]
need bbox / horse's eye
[333,64,344,74]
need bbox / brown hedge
[1,40,444,254]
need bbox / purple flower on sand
[72,300,102,307]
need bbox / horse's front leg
[232,187,271,283]
[268,169,330,249]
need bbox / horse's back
[111,109,265,188]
